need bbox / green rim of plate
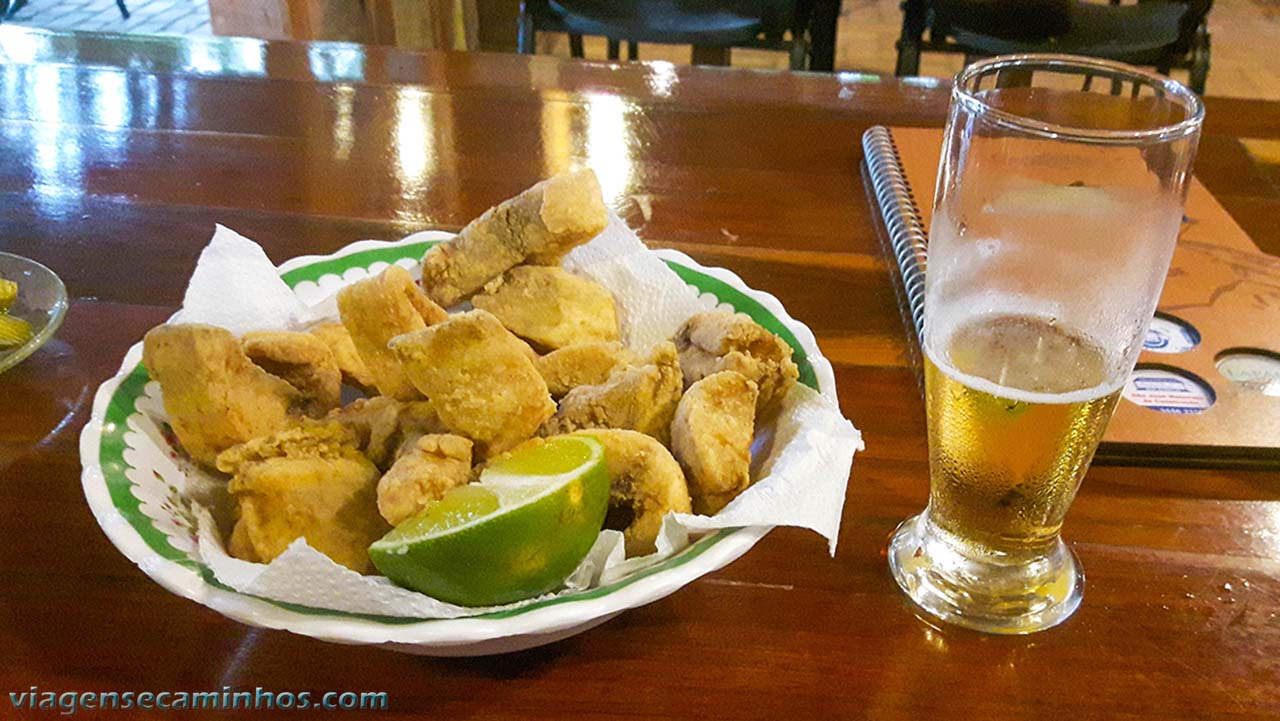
[100,241,817,623]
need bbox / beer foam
[926,349,1125,406]
[926,309,1126,409]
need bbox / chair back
[931,0,1072,41]
[550,0,801,39]
[1169,0,1213,54]
[933,0,1212,49]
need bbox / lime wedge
[369,435,610,606]
[389,485,501,539]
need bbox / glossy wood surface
[2,26,1279,720]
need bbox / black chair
[518,0,828,70]
[895,0,1213,94]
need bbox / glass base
[887,511,1084,635]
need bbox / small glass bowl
[0,252,68,374]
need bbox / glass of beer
[887,55,1204,634]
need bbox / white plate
[79,234,839,655]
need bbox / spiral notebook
[862,125,1280,467]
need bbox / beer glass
[888,55,1203,634]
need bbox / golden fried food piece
[228,517,258,562]
[326,396,445,470]
[670,371,759,515]
[392,401,449,456]
[227,452,383,573]
[539,342,683,445]
[241,330,342,417]
[142,324,300,467]
[419,169,608,307]
[535,342,640,399]
[569,430,691,557]
[472,266,619,351]
[391,310,556,457]
[673,310,799,415]
[326,396,403,467]
[376,434,473,526]
[337,265,447,400]
[215,420,358,470]
[217,423,388,573]
[308,322,376,392]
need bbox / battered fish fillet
[376,434,473,526]
[472,266,619,351]
[539,342,683,445]
[142,324,300,467]
[392,401,450,458]
[535,342,640,399]
[569,429,691,557]
[216,423,389,573]
[241,330,342,417]
[216,420,359,469]
[390,310,556,457]
[326,396,445,470]
[228,517,258,562]
[337,264,447,399]
[327,396,402,467]
[308,322,376,392]
[670,371,759,515]
[673,310,799,415]
[419,169,608,307]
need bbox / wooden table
[2,25,1279,720]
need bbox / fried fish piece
[215,419,359,470]
[241,330,342,417]
[472,266,619,351]
[337,264,447,400]
[217,423,388,573]
[419,169,608,307]
[142,324,300,467]
[569,429,691,557]
[673,310,799,415]
[392,401,450,458]
[390,310,556,457]
[326,396,446,470]
[308,322,376,392]
[228,516,259,562]
[327,396,402,467]
[376,434,473,526]
[670,371,759,515]
[539,342,683,445]
[535,342,640,399]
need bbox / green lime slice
[387,485,501,541]
[369,435,610,606]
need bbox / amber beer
[891,55,1203,634]
[923,313,1122,552]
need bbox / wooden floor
[537,0,1280,101]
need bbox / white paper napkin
[171,225,311,334]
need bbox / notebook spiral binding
[861,126,929,342]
